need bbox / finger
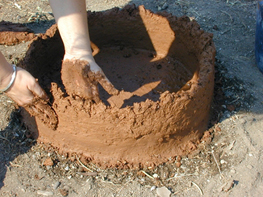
[90,83,100,103]
[95,71,119,95]
[29,81,49,101]
[34,101,58,130]
[25,99,58,130]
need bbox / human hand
[3,67,58,129]
[61,58,119,103]
[3,67,47,106]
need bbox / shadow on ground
[0,111,35,189]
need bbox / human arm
[49,0,118,102]
[0,51,47,106]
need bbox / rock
[221,180,234,192]
[156,186,171,197]
[151,186,156,191]
[43,157,54,166]
[37,190,54,196]
[175,162,181,168]
[153,174,159,179]
[162,3,168,10]
[53,181,61,190]
[227,105,235,112]
[59,188,69,197]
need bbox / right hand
[61,57,119,103]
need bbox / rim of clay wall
[19,5,215,168]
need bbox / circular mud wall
[20,5,215,168]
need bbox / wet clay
[0,21,35,45]
[61,59,119,103]
[20,5,215,168]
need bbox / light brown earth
[0,0,263,197]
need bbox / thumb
[28,80,48,101]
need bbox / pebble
[43,157,54,166]
[230,169,236,174]
[162,3,168,10]
[53,181,61,190]
[222,180,234,192]
[59,188,69,197]
[65,166,69,171]
[153,174,159,178]
[151,186,156,191]
[156,186,171,197]
[37,190,54,196]
[247,165,253,169]
[175,162,182,168]
[220,160,227,164]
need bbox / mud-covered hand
[61,59,119,103]
[3,67,58,129]
[3,67,47,106]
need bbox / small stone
[37,190,54,196]
[59,188,69,197]
[222,180,234,192]
[151,186,156,191]
[64,166,69,171]
[214,125,221,132]
[53,181,61,190]
[213,25,219,30]
[220,160,227,164]
[175,162,181,168]
[161,3,168,10]
[43,157,53,166]
[176,156,182,162]
[247,165,253,169]
[156,186,171,197]
[227,105,235,112]
[153,174,159,178]
[230,169,236,174]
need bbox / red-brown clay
[61,59,119,103]
[0,21,35,45]
[20,5,215,168]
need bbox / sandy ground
[0,0,263,196]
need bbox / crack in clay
[19,5,215,169]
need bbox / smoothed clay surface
[20,5,215,168]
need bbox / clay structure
[20,5,216,168]
[0,21,35,45]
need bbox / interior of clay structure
[20,5,216,168]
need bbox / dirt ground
[0,0,263,196]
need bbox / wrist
[64,51,95,62]
[0,64,17,93]
[0,63,13,90]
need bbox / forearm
[49,0,93,60]
[0,51,13,89]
